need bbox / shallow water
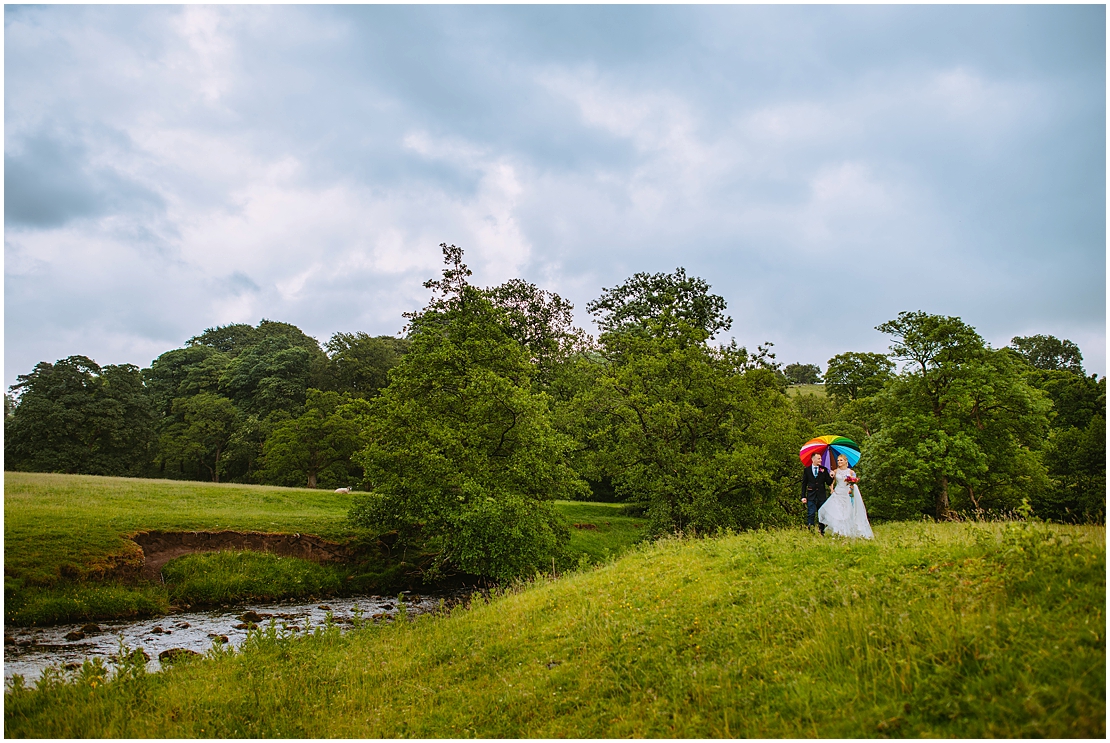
[4,592,451,685]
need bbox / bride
[818,454,873,539]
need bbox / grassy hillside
[4,473,646,625]
[6,520,1103,737]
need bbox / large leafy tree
[486,278,586,388]
[144,345,229,418]
[573,269,801,534]
[782,362,822,385]
[1020,365,1105,432]
[219,336,320,418]
[1010,334,1084,374]
[863,312,1051,520]
[349,245,585,581]
[824,352,894,403]
[157,392,241,482]
[576,328,804,535]
[145,319,331,482]
[1040,414,1105,521]
[324,332,409,398]
[188,319,330,417]
[1012,342,1106,521]
[6,357,157,476]
[586,267,732,339]
[259,390,368,488]
[189,319,324,359]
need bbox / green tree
[824,352,895,403]
[348,245,585,581]
[864,312,1050,520]
[5,357,157,476]
[218,413,272,484]
[577,326,804,535]
[1010,334,1084,373]
[791,392,839,430]
[1020,367,1105,432]
[324,333,409,398]
[783,363,822,385]
[486,278,587,388]
[187,323,260,356]
[1040,414,1106,521]
[189,319,330,416]
[144,345,229,418]
[219,336,319,418]
[586,267,732,339]
[189,319,324,359]
[259,390,368,488]
[572,266,801,534]
[1011,344,1106,522]
[158,392,241,482]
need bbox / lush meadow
[6,520,1103,737]
[4,473,645,626]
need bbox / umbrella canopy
[799,435,861,468]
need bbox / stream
[4,591,457,685]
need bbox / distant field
[4,473,354,587]
[6,520,1103,737]
[3,473,647,625]
[785,383,826,397]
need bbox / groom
[801,452,834,534]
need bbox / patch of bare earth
[129,531,352,580]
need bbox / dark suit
[801,465,834,532]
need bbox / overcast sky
[5,5,1106,390]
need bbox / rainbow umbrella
[799,435,861,469]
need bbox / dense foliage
[5,244,1105,577]
[789,312,1103,522]
[6,357,157,476]
[569,269,802,535]
[782,362,822,385]
[348,246,584,580]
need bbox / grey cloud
[218,271,261,297]
[4,5,1105,386]
[5,130,164,228]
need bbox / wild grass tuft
[162,551,348,605]
[5,582,168,626]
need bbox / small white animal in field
[334,487,351,494]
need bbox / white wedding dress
[819,468,873,539]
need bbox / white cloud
[4,5,1103,385]
[169,6,240,105]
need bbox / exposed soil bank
[130,531,352,581]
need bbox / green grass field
[6,520,1103,737]
[4,473,646,625]
[785,383,826,398]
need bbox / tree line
[6,245,1104,579]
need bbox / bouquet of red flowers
[845,474,859,485]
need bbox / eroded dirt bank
[129,531,353,580]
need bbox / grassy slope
[6,521,1103,738]
[4,473,646,624]
[555,501,645,563]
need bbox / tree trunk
[936,474,951,520]
[308,471,317,489]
